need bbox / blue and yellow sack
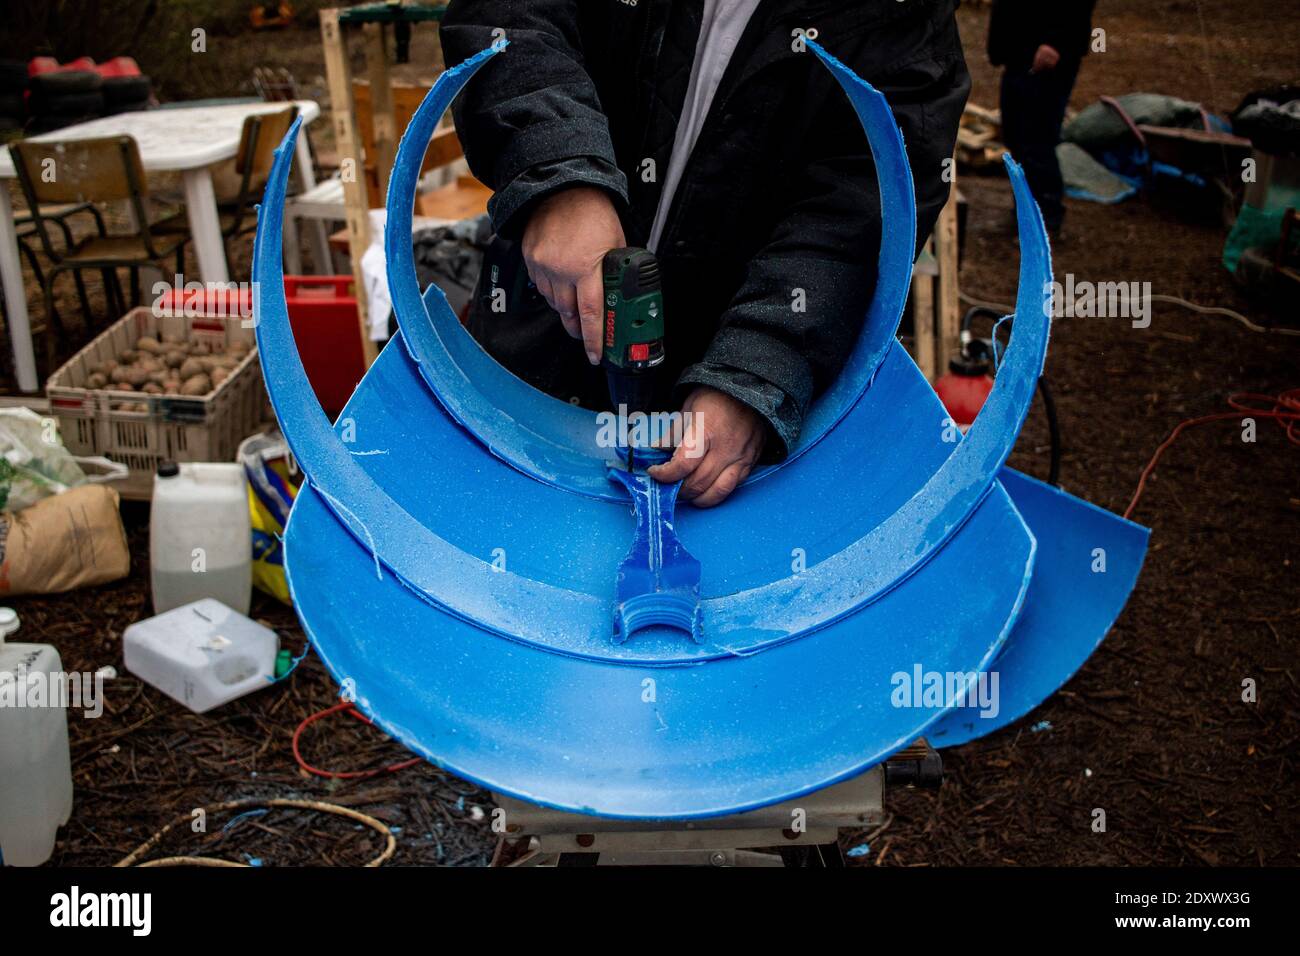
[239,432,301,604]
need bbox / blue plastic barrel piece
[250,40,1147,818]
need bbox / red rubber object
[935,368,994,431]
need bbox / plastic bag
[238,430,301,604]
[0,408,127,512]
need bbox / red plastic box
[156,275,365,417]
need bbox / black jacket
[441,0,969,459]
[988,0,1098,70]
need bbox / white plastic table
[0,100,325,393]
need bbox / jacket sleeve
[440,0,628,239]
[677,13,971,461]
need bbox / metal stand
[494,742,940,867]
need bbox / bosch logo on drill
[606,310,616,348]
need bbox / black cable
[956,307,1063,487]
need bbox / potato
[118,349,139,364]
[123,366,150,387]
[163,350,186,369]
[86,372,108,389]
[136,336,163,354]
[211,367,230,387]
[180,373,211,396]
[138,356,162,373]
[114,381,135,392]
[162,378,181,394]
[148,369,168,385]
[187,341,210,357]
[179,357,204,379]
[141,382,163,394]
[110,366,132,384]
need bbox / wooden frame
[320,8,378,367]
[318,3,451,370]
[911,166,961,381]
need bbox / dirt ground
[9,1,1300,866]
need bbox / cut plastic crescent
[251,40,1148,819]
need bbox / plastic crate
[157,276,364,416]
[46,307,266,498]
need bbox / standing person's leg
[1034,59,1080,234]
[999,62,1078,234]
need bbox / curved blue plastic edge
[282,474,1034,819]
[385,39,915,501]
[777,38,916,468]
[251,116,613,649]
[701,153,1052,642]
[927,468,1150,747]
[383,41,623,502]
[255,117,1052,661]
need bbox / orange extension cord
[292,700,422,779]
[1124,388,1300,520]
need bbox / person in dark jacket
[441,0,969,505]
[988,0,1098,234]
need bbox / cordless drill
[600,248,665,469]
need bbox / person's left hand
[1030,44,1061,73]
[648,386,766,507]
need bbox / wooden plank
[351,80,466,206]
[426,126,466,169]
[363,22,397,201]
[911,237,936,381]
[935,166,960,375]
[415,173,489,222]
[320,8,379,368]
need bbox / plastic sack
[0,408,126,512]
[0,484,130,595]
[238,430,301,604]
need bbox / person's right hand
[1030,43,1061,73]
[521,186,626,365]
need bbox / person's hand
[521,186,626,364]
[648,386,766,507]
[1030,44,1061,73]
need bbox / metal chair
[9,135,187,372]
[13,203,108,321]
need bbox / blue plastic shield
[251,41,1147,818]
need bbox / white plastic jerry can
[150,460,252,615]
[0,608,74,867]
[123,599,279,714]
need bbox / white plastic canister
[150,461,252,614]
[123,599,278,714]
[0,608,74,867]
